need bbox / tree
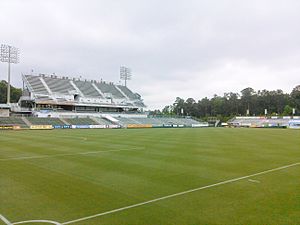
[291,85,300,113]
[0,80,22,103]
[184,98,196,116]
[173,97,185,115]
[160,86,297,120]
[240,87,255,115]
[283,105,293,116]
[162,106,173,115]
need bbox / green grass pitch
[1,128,300,225]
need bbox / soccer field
[1,128,300,225]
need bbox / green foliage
[291,85,300,111]
[0,80,22,103]
[283,105,293,116]
[162,86,299,120]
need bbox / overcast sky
[0,0,299,109]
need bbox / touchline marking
[61,162,300,225]
[0,147,144,161]
[0,214,12,225]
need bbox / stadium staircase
[102,115,119,124]
[115,86,130,100]
[59,118,70,125]
[91,117,113,125]
[21,117,32,127]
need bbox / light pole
[0,44,20,104]
[120,66,132,87]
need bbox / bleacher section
[43,77,76,95]
[116,117,204,127]
[22,75,144,110]
[2,115,298,129]
[0,117,28,128]
[94,82,125,99]
[0,116,205,128]
[73,80,103,98]
[228,117,294,127]
[25,75,49,95]
[117,85,138,100]
[92,117,113,125]
[27,117,66,126]
[64,118,100,125]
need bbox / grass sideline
[1,128,300,224]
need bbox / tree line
[151,85,300,121]
[0,80,22,103]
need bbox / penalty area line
[0,214,12,225]
[12,220,62,225]
[61,162,300,225]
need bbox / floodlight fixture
[120,66,132,87]
[0,44,20,104]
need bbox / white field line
[61,162,300,225]
[12,220,62,225]
[0,214,12,225]
[0,147,144,161]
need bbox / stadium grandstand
[0,73,207,129]
[20,74,145,114]
[228,116,300,128]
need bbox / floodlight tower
[120,66,132,87]
[0,44,20,104]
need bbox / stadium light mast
[120,66,132,87]
[0,44,20,104]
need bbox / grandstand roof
[22,74,145,108]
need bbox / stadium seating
[116,117,203,127]
[0,116,205,128]
[229,117,290,127]
[0,117,28,128]
[27,117,66,126]
[43,77,76,95]
[117,85,139,100]
[64,118,100,125]
[92,117,113,125]
[23,75,144,108]
[73,80,103,98]
[94,82,125,99]
[25,75,49,95]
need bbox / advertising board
[127,124,152,128]
[30,125,53,130]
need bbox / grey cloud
[0,0,299,109]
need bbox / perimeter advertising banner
[127,124,152,128]
[70,125,121,129]
[90,125,106,129]
[0,125,14,130]
[192,124,209,128]
[53,125,71,129]
[30,125,53,130]
[71,125,90,129]
[289,120,300,129]
[108,125,121,129]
